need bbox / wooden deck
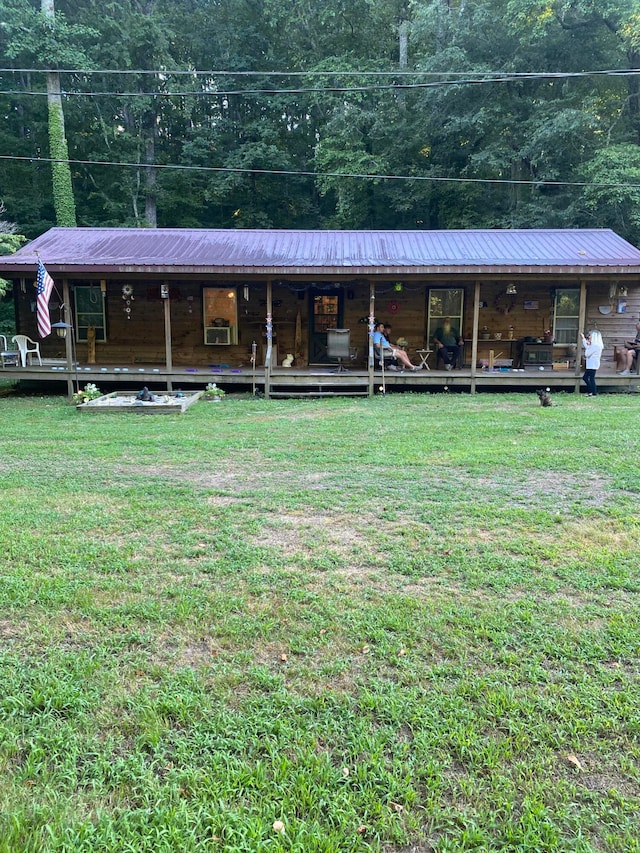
[2,359,639,397]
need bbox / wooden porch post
[265,278,272,400]
[62,278,74,398]
[470,280,481,395]
[162,280,173,392]
[368,279,375,397]
[575,279,587,392]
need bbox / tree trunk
[42,0,77,227]
[145,130,157,227]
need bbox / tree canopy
[1,0,640,241]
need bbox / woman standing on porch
[581,330,604,397]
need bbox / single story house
[1,226,639,397]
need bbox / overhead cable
[1,67,639,79]
[0,153,635,190]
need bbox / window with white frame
[553,289,579,344]
[74,284,106,342]
[427,288,465,344]
[203,287,238,345]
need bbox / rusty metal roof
[2,227,640,276]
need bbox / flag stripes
[36,260,54,338]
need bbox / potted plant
[203,382,226,402]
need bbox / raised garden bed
[75,389,202,413]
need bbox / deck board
[2,361,638,396]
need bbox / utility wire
[1,153,637,190]
[1,68,636,98]
[1,67,639,78]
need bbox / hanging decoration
[122,284,134,318]
[494,290,517,314]
[387,300,400,314]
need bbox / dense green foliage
[0,390,638,851]
[47,97,77,227]
[1,0,640,238]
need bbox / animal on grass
[537,388,552,407]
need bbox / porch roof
[2,227,640,277]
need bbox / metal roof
[2,227,640,276]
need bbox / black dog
[537,388,552,407]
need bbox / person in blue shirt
[372,323,422,371]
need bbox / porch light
[53,323,67,339]
[52,304,71,338]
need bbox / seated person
[381,323,399,369]
[372,322,422,371]
[433,317,464,369]
[382,323,410,369]
[617,322,640,375]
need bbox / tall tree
[41,0,76,226]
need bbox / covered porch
[1,227,640,399]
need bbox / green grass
[0,390,639,852]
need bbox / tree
[41,0,76,226]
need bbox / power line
[1,152,637,190]
[1,66,639,79]
[1,68,636,99]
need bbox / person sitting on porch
[433,317,464,370]
[373,323,422,371]
[616,322,640,375]
[381,323,399,369]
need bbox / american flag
[36,260,54,338]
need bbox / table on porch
[414,349,432,369]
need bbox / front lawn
[0,391,638,852]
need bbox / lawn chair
[12,334,42,367]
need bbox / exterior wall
[585,281,640,366]
[12,273,640,368]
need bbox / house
[1,226,639,397]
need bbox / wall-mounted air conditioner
[205,327,231,345]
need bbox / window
[553,289,579,344]
[312,294,339,332]
[203,287,238,345]
[74,285,106,342]
[427,288,464,343]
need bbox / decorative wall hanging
[387,300,400,314]
[122,284,134,318]
[494,290,517,314]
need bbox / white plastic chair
[12,335,42,367]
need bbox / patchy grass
[0,391,639,852]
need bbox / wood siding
[14,275,640,368]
